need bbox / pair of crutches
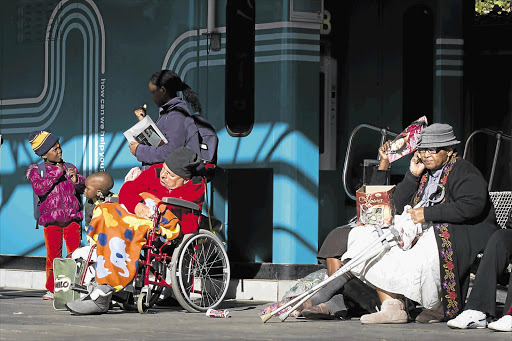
[260,183,445,323]
[260,226,399,322]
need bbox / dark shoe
[302,303,348,320]
[415,305,444,324]
[342,278,380,314]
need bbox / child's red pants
[44,221,81,292]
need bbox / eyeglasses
[418,147,444,155]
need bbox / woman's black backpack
[174,107,219,170]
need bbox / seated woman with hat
[65,147,205,315]
[301,123,498,324]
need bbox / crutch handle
[413,183,445,209]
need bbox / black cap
[164,147,200,179]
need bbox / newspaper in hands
[123,115,168,147]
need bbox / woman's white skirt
[341,225,441,309]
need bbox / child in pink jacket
[26,131,85,300]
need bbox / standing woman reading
[129,70,202,169]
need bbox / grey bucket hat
[417,123,460,148]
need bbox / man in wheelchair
[66,147,205,315]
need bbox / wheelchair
[123,197,230,314]
[74,196,230,314]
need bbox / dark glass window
[403,6,434,125]
[225,0,255,137]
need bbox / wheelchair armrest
[162,197,200,212]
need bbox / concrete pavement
[0,288,510,341]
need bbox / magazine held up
[124,115,168,147]
[355,115,428,227]
[386,115,428,163]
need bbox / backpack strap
[171,105,191,117]
[34,163,47,229]
[37,162,46,178]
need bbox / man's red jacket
[119,164,205,234]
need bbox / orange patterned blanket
[86,193,180,290]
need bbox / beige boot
[360,298,408,324]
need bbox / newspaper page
[123,116,168,147]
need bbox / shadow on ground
[0,288,47,299]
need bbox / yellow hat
[29,131,59,156]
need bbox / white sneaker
[488,315,512,332]
[446,309,487,329]
[42,291,54,300]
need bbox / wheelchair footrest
[71,284,89,294]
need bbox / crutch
[261,184,446,323]
[260,227,398,323]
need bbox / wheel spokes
[180,237,228,307]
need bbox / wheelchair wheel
[137,292,149,313]
[135,282,163,313]
[171,229,230,312]
[134,259,164,313]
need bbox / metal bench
[463,128,512,229]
